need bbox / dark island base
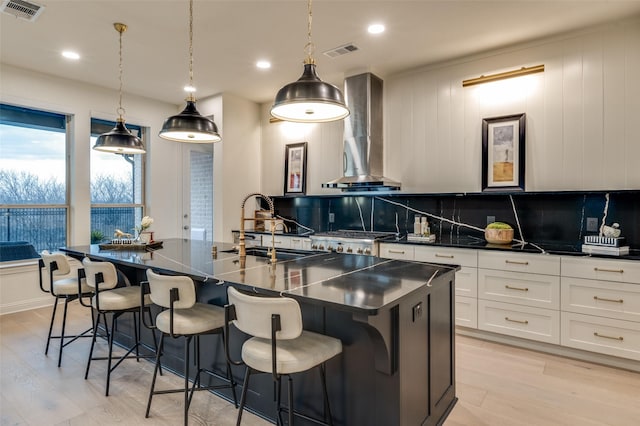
[105,263,457,426]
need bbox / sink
[222,247,307,261]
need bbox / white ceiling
[2,0,640,107]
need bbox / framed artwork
[284,142,307,195]
[482,113,525,191]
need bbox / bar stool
[39,250,94,367]
[143,269,238,426]
[79,257,156,396]
[224,286,342,426]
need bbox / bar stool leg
[237,367,253,426]
[105,313,117,396]
[146,333,164,418]
[320,364,333,426]
[287,375,294,426]
[85,310,101,380]
[184,335,191,426]
[45,296,61,356]
[56,297,72,367]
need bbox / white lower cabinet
[478,268,560,310]
[290,237,312,251]
[478,251,561,344]
[455,295,478,328]
[561,312,640,360]
[560,256,640,361]
[479,299,560,344]
[378,244,640,365]
[379,243,478,328]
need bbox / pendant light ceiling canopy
[271,0,349,123]
[93,23,146,155]
[159,0,221,143]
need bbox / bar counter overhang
[61,239,459,426]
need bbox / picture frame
[482,113,525,192]
[284,142,307,195]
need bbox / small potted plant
[484,221,514,244]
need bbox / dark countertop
[386,234,640,261]
[61,239,458,315]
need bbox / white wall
[0,64,180,244]
[199,93,262,242]
[260,104,344,196]
[260,18,640,194]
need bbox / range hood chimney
[322,73,401,191]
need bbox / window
[90,118,146,243]
[0,103,69,253]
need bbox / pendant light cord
[304,0,315,64]
[116,23,126,120]
[187,0,195,101]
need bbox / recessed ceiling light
[256,60,271,69]
[62,50,80,60]
[368,23,385,34]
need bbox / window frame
[0,103,71,252]
[89,117,147,242]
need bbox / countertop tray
[98,241,163,251]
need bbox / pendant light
[159,0,221,143]
[93,23,146,154]
[271,0,349,123]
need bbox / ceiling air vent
[323,43,359,59]
[1,0,44,22]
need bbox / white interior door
[181,144,214,241]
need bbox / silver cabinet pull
[505,260,529,265]
[593,296,624,303]
[505,285,529,292]
[435,254,454,259]
[594,332,623,341]
[505,317,528,325]
[389,249,405,254]
[292,239,300,242]
[594,267,624,273]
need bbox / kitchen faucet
[239,192,278,263]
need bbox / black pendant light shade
[93,23,146,155]
[93,119,146,154]
[159,100,221,143]
[271,63,349,123]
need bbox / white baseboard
[0,296,52,316]
[456,326,640,373]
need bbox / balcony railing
[1,206,141,253]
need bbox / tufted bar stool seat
[225,286,342,426]
[143,269,237,426]
[80,257,157,396]
[39,250,94,367]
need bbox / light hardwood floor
[1,303,639,425]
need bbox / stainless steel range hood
[322,73,401,191]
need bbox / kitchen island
[62,239,459,426]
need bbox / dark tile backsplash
[270,191,640,249]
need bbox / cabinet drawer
[455,295,477,329]
[414,246,477,267]
[561,277,640,322]
[561,256,640,284]
[269,237,291,249]
[478,300,560,344]
[379,244,414,260]
[478,251,560,275]
[479,269,560,309]
[290,237,311,251]
[455,267,477,298]
[561,312,640,361]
